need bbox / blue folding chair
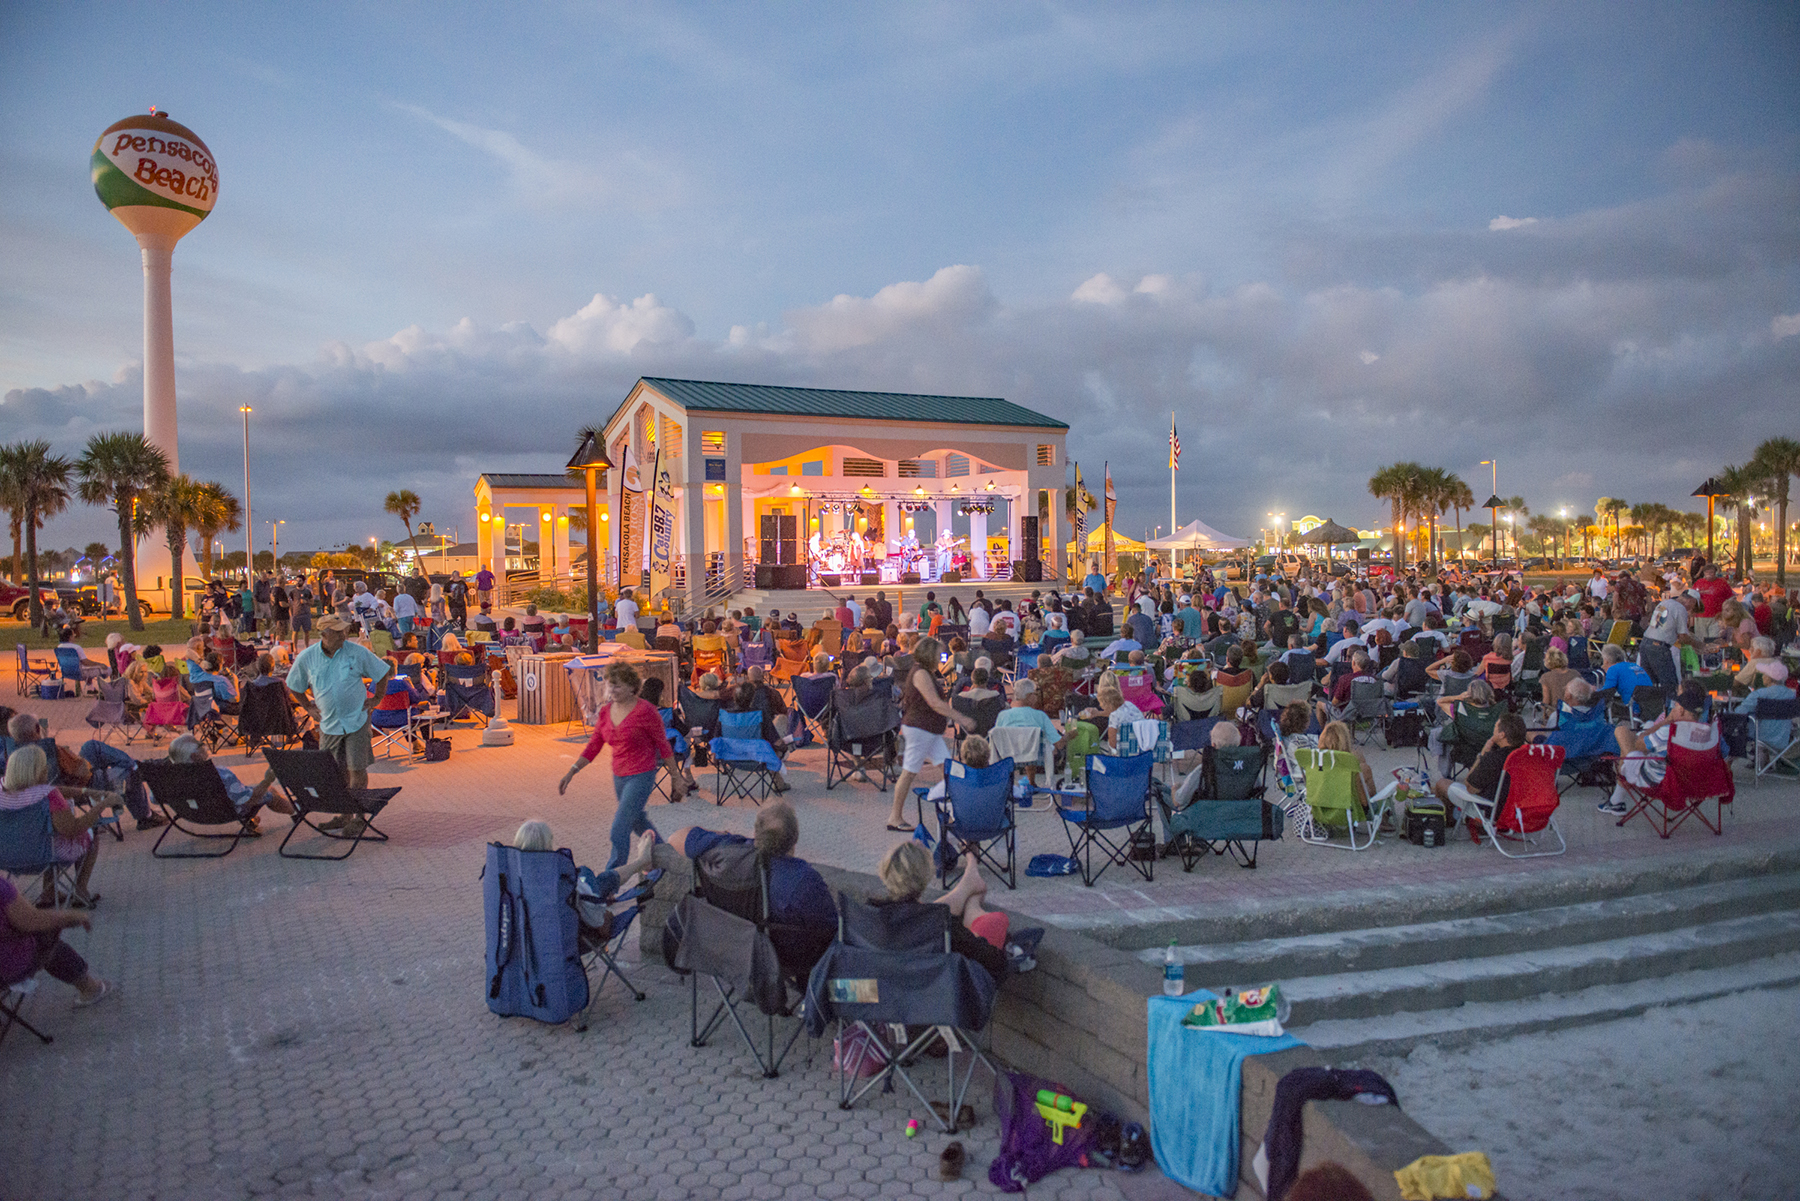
[930,756,1018,889]
[1057,752,1156,886]
[15,644,55,697]
[54,646,104,697]
[790,674,837,748]
[442,666,495,726]
[0,801,76,906]
[712,708,782,806]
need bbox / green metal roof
[479,473,582,489]
[634,377,1069,430]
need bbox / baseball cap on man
[317,614,356,634]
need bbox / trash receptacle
[517,653,577,724]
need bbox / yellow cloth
[1394,1152,1496,1200]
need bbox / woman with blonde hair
[874,841,1009,978]
[1316,720,1377,805]
[0,744,124,908]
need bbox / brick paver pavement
[6,687,1793,1199]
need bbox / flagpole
[1169,411,1177,576]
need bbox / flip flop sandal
[885,824,913,832]
[73,980,115,1009]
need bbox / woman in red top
[559,662,683,869]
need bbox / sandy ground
[1362,984,1800,1201]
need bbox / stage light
[791,484,801,495]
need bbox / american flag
[1169,420,1181,470]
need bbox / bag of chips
[1180,984,1289,1037]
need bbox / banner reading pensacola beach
[92,114,219,226]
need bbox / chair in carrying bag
[825,686,901,790]
[1056,752,1156,886]
[670,843,830,1078]
[263,748,399,860]
[805,893,998,1134]
[1467,744,1566,858]
[482,841,589,1025]
[1614,721,1734,838]
[1157,744,1280,869]
[136,759,258,859]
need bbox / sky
[3,1,1798,558]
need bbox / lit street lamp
[239,405,253,584]
[566,432,614,653]
[269,519,285,573]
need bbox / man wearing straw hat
[286,613,393,808]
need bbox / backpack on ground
[483,842,589,1024]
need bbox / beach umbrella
[1297,518,1361,563]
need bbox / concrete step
[1262,908,1800,1027]
[1292,954,1800,1059]
[1140,873,1800,981]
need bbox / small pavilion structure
[595,377,1070,608]
[473,472,586,584]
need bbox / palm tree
[1750,437,1800,586]
[0,442,27,582]
[76,431,170,633]
[384,489,424,566]
[1413,467,1450,567]
[1595,497,1629,556]
[1440,473,1474,565]
[145,474,207,621]
[13,441,73,629]
[192,481,242,579]
[1368,463,1427,570]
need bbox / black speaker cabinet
[759,514,800,564]
[755,563,779,589]
[1013,559,1042,582]
[1019,516,1040,561]
[901,572,921,584]
[819,573,842,588]
[941,571,961,583]
[860,572,879,585]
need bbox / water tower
[92,109,218,602]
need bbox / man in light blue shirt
[1083,568,1108,593]
[994,679,1067,785]
[392,589,419,635]
[286,614,393,794]
[188,652,240,715]
[1174,599,1205,640]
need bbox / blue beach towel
[1146,993,1303,1197]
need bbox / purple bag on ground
[988,1070,1101,1192]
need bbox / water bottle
[1162,940,1184,996]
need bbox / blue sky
[3,2,1798,555]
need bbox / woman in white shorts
[887,635,972,831]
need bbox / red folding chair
[1469,744,1566,858]
[1614,721,1734,838]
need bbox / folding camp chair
[1587,620,1633,665]
[573,867,662,1029]
[238,678,301,751]
[0,800,81,907]
[1337,677,1389,745]
[136,759,257,859]
[673,846,831,1078]
[15,644,55,697]
[1,972,53,1047]
[53,647,106,698]
[807,894,998,1134]
[737,639,774,672]
[1613,721,1734,839]
[448,673,504,727]
[771,639,809,689]
[1157,744,1278,869]
[83,677,139,745]
[987,725,1051,790]
[1746,697,1800,785]
[1438,701,1505,780]
[1056,751,1155,886]
[1541,702,1618,794]
[1296,747,1388,851]
[1464,743,1566,857]
[186,684,237,753]
[929,756,1018,889]
[264,748,399,860]
[711,709,781,806]
[790,674,837,748]
[1629,685,1668,727]
[825,686,901,790]
[951,692,1004,739]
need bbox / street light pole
[240,405,252,584]
[269,519,284,572]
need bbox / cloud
[1489,215,1539,231]
[12,165,1798,556]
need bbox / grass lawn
[4,614,199,652]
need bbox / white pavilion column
[552,505,571,585]
[970,510,989,578]
[489,510,508,577]
[683,481,707,611]
[724,432,744,593]
[1047,487,1066,583]
[1007,496,1022,576]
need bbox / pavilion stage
[710,578,1048,619]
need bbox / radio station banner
[648,445,677,598]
